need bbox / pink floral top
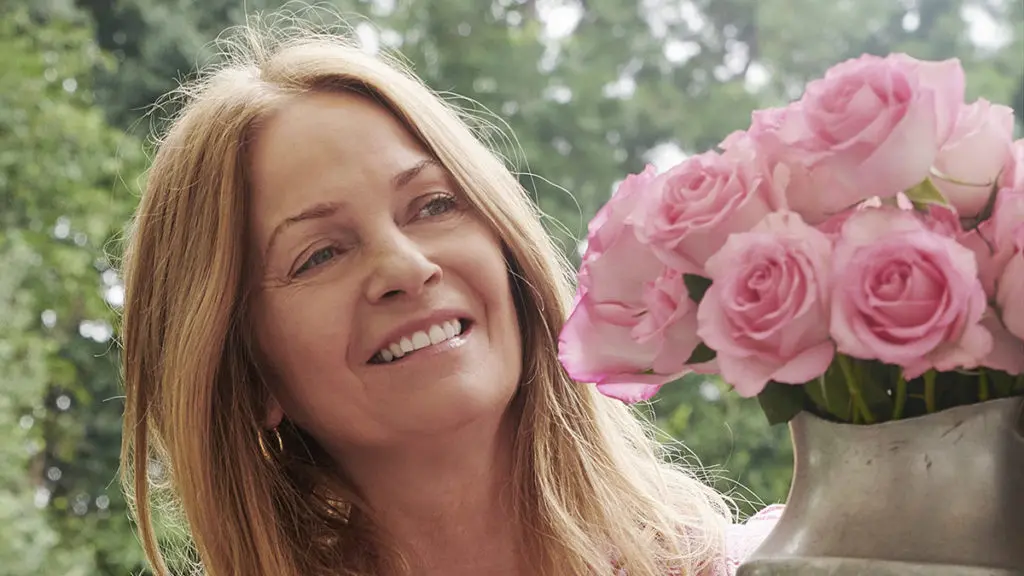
[711,504,784,576]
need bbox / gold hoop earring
[257,427,284,461]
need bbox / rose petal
[997,252,1024,341]
[979,312,1024,375]
[595,372,677,403]
[770,341,837,384]
[933,100,1015,217]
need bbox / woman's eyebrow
[264,200,344,260]
[392,157,441,189]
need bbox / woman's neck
[337,408,527,575]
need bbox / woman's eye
[417,193,458,219]
[294,246,339,277]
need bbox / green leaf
[683,273,712,303]
[857,360,896,417]
[685,342,717,364]
[990,369,1018,397]
[756,381,808,425]
[904,177,949,210]
[804,372,852,421]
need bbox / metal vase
[738,397,1024,576]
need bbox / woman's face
[247,91,522,453]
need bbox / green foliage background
[1,0,1020,572]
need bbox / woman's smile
[368,317,473,365]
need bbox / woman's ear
[265,394,285,429]
[248,329,284,429]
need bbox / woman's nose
[364,231,442,303]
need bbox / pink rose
[769,54,966,223]
[960,145,1024,297]
[970,188,1022,372]
[894,54,967,143]
[722,106,793,162]
[960,186,1023,299]
[558,167,702,402]
[932,99,1015,217]
[635,146,778,270]
[830,208,991,379]
[991,189,1024,254]
[979,311,1024,376]
[584,165,657,253]
[999,139,1024,193]
[960,183,1024,354]
[696,211,835,397]
[959,228,1000,297]
[997,254,1024,342]
[992,191,1024,340]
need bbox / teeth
[375,319,465,364]
[411,331,431,350]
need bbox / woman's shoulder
[714,504,785,576]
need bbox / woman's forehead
[247,93,437,235]
[252,91,429,184]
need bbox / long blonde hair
[119,11,730,576]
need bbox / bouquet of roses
[558,53,1024,424]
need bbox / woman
[118,17,780,576]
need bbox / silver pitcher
[738,397,1024,576]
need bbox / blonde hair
[119,10,730,576]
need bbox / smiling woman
[118,13,747,576]
[249,90,523,454]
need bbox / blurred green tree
[0,1,147,572]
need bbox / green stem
[924,370,937,413]
[979,368,989,402]
[892,371,907,420]
[837,355,875,424]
